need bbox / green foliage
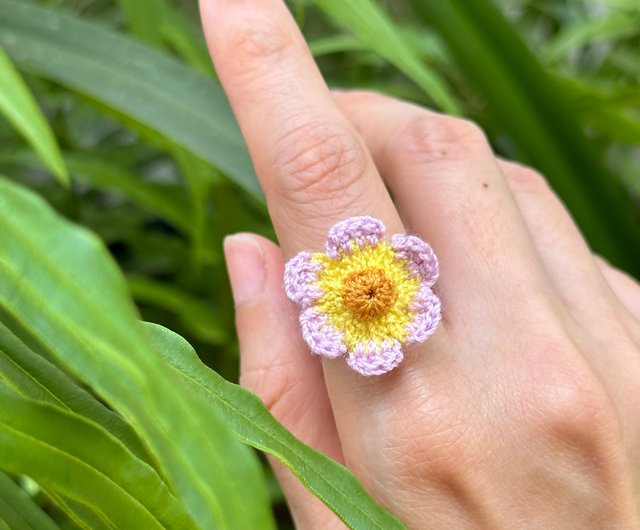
[407,0,639,272]
[144,322,404,530]
[0,178,273,530]
[312,0,460,113]
[0,177,401,528]
[0,0,638,527]
[0,46,68,185]
[0,0,260,200]
[0,472,59,530]
[0,388,196,530]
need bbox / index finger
[199,0,403,255]
[201,4,453,516]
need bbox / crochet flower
[284,216,441,376]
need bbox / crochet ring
[284,216,441,376]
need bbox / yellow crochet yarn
[313,242,420,348]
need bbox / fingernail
[224,233,266,306]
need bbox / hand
[201,1,640,527]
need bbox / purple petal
[391,233,439,286]
[300,308,347,359]
[347,339,404,376]
[406,283,441,344]
[284,252,324,308]
[326,216,385,259]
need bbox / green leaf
[172,147,216,275]
[544,12,639,64]
[156,8,215,77]
[313,0,460,114]
[47,491,113,530]
[114,0,166,46]
[144,322,406,530]
[0,321,149,462]
[309,34,366,57]
[408,0,640,275]
[0,177,274,530]
[116,0,214,77]
[128,277,228,345]
[0,0,261,201]
[0,389,197,530]
[66,153,191,234]
[0,148,192,235]
[0,45,68,186]
[0,472,60,530]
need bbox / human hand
[200,1,640,527]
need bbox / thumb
[224,233,345,529]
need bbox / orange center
[342,269,397,321]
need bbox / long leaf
[144,322,406,530]
[47,491,113,530]
[0,388,197,530]
[0,45,68,186]
[0,321,149,462]
[0,0,261,200]
[408,0,640,275]
[313,0,460,114]
[0,178,273,530]
[0,472,60,530]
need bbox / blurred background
[0,0,638,524]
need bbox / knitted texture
[284,216,441,376]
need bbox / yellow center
[312,242,420,348]
[342,269,396,320]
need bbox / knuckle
[395,114,488,162]
[522,360,628,482]
[272,120,369,203]
[524,355,618,441]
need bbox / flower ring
[284,216,441,376]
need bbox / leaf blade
[144,322,406,530]
[0,320,149,462]
[0,45,68,185]
[0,0,261,200]
[313,0,460,114]
[0,177,273,530]
[0,390,193,530]
[0,472,60,530]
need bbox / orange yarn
[341,268,397,321]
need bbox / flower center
[342,268,397,321]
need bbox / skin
[200,0,640,527]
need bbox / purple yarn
[300,307,348,359]
[326,216,385,259]
[391,233,439,287]
[284,251,324,308]
[406,282,441,344]
[347,339,404,376]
